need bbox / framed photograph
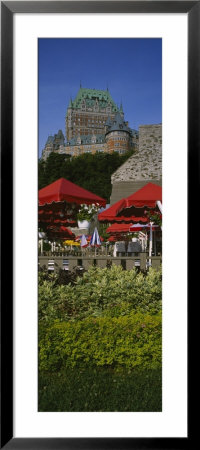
[1,1,197,448]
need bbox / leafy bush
[39,312,161,372]
[38,265,162,412]
[38,265,162,323]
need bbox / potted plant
[77,204,99,229]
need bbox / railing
[38,253,162,272]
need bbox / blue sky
[39,38,162,157]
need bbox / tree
[38,150,134,202]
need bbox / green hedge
[39,265,162,323]
[39,312,161,372]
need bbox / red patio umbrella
[108,236,118,242]
[118,183,162,211]
[98,199,149,224]
[98,183,162,223]
[39,178,106,207]
[47,225,75,240]
[39,178,106,235]
[106,223,132,233]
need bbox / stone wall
[139,124,162,155]
[110,124,162,204]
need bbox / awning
[98,199,149,223]
[98,183,162,222]
[47,225,75,240]
[98,198,125,222]
[106,223,132,233]
[39,178,106,207]
[119,183,162,211]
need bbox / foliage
[38,266,85,287]
[77,204,100,221]
[39,311,161,372]
[144,209,162,227]
[38,150,134,202]
[38,264,162,411]
[39,367,162,412]
[98,222,110,241]
[42,242,51,251]
[38,265,162,323]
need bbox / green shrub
[39,312,161,372]
[38,265,162,323]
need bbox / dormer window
[81,100,86,111]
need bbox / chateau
[41,86,138,160]
[40,85,162,208]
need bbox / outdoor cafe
[38,180,162,272]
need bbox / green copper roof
[68,87,119,112]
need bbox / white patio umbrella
[81,234,88,247]
[90,227,101,256]
[80,234,88,256]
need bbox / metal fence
[38,253,161,272]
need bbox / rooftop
[106,112,131,135]
[68,87,119,112]
[66,133,105,146]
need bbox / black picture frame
[0,1,197,449]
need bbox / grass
[38,367,162,412]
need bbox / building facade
[65,86,121,140]
[41,86,138,160]
[105,112,134,154]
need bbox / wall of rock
[110,124,162,204]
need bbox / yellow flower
[64,240,80,246]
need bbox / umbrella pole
[149,222,153,266]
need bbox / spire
[80,80,82,88]
[68,96,73,108]
[120,100,123,112]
